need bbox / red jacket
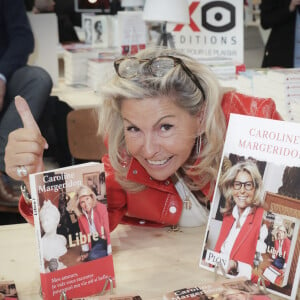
[19,91,282,231]
[214,207,264,265]
[77,202,111,249]
[274,237,291,263]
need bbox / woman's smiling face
[232,170,255,213]
[121,96,202,181]
[79,195,93,213]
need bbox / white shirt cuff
[0,73,6,83]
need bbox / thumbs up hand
[4,96,48,191]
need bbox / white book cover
[199,114,300,300]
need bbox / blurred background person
[260,0,300,67]
[32,0,55,12]
[27,0,81,43]
[0,0,52,207]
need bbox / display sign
[169,0,244,63]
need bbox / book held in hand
[199,114,300,300]
[30,162,115,300]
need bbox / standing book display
[199,114,300,300]
[29,162,115,300]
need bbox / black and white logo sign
[202,1,235,32]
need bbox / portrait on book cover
[201,155,266,279]
[0,281,18,300]
[258,211,299,289]
[201,154,299,274]
[70,184,111,263]
[200,152,300,299]
[199,114,300,300]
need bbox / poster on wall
[168,0,244,63]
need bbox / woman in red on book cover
[72,185,111,262]
[214,160,264,278]
[271,224,291,269]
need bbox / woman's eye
[161,124,173,131]
[126,126,140,132]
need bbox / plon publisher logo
[202,1,235,32]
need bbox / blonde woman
[214,160,265,278]
[73,185,111,261]
[5,47,281,231]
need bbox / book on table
[162,277,271,299]
[0,280,19,299]
[29,162,115,300]
[199,114,300,300]
[73,295,142,300]
[258,210,299,288]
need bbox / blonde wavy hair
[98,47,227,195]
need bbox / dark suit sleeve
[0,0,34,80]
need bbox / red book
[30,162,115,300]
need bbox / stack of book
[63,43,101,86]
[87,52,120,91]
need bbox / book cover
[73,295,142,300]
[163,277,271,299]
[261,192,300,298]
[0,280,19,299]
[30,162,115,300]
[199,114,300,299]
[82,14,109,48]
[255,211,299,288]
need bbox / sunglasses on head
[114,55,206,99]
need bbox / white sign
[118,11,147,54]
[169,0,244,63]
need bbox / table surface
[0,223,298,300]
